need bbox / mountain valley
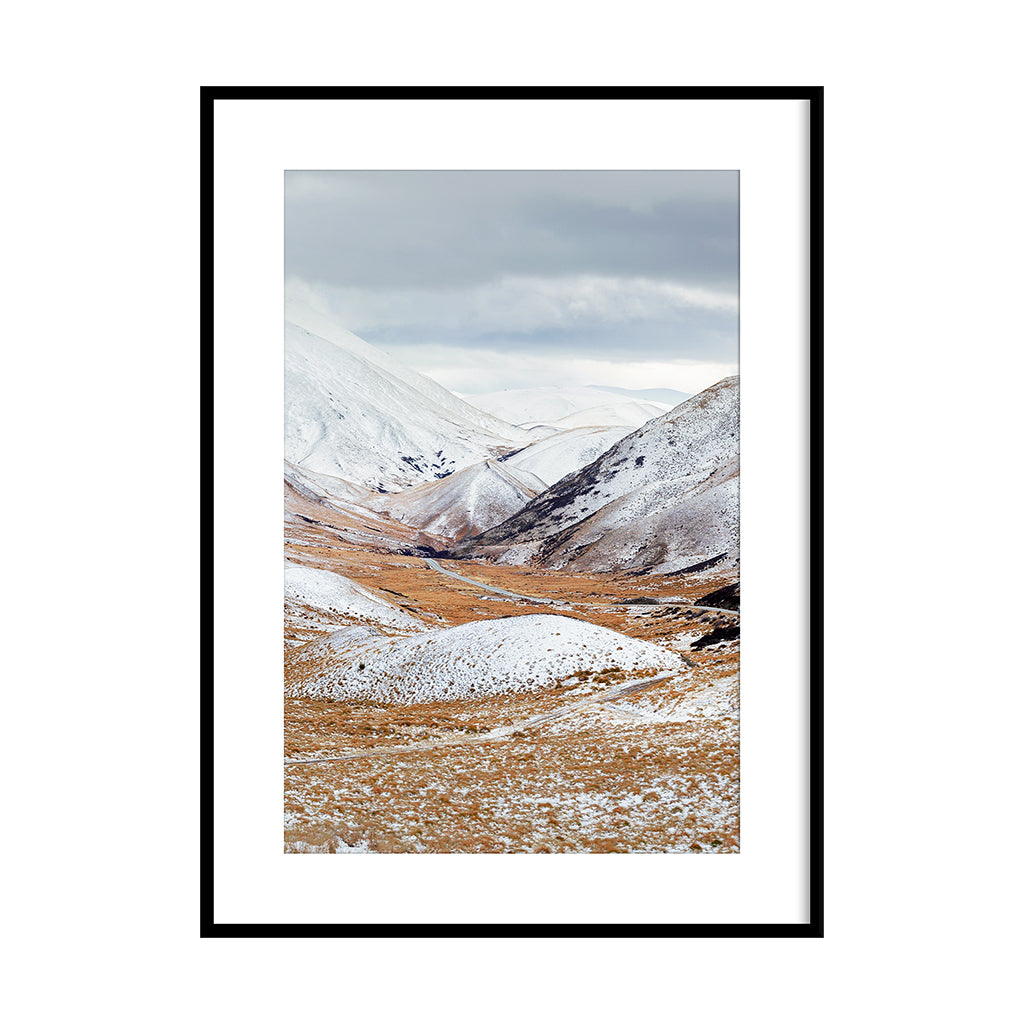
[283,313,740,855]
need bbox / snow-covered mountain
[367,459,547,542]
[285,316,529,491]
[283,305,736,575]
[455,377,739,575]
[501,425,634,487]
[463,385,671,430]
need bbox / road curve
[688,605,739,618]
[424,557,557,604]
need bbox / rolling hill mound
[368,460,547,542]
[285,614,684,704]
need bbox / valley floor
[284,511,739,854]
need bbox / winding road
[423,556,738,617]
[423,557,558,604]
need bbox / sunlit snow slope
[285,318,528,491]
[501,425,634,487]
[458,376,739,574]
[284,563,425,639]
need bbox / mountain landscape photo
[283,170,740,854]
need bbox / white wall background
[3,2,1019,1022]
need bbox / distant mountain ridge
[584,384,692,407]
[283,307,736,572]
[463,385,671,430]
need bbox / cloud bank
[285,170,738,394]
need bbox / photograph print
[282,170,739,855]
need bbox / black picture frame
[201,86,823,938]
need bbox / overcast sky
[285,170,738,395]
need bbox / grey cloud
[285,170,738,291]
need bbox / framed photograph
[204,87,822,935]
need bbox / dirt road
[423,557,558,604]
[424,556,738,617]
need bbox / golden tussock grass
[284,509,739,854]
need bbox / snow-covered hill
[284,563,426,641]
[285,614,683,703]
[368,459,547,541]
[584,384,692,407]
[501,425,634,487]
[456,377,739,575]
[464,385,670,430]
[285,316,528,491]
